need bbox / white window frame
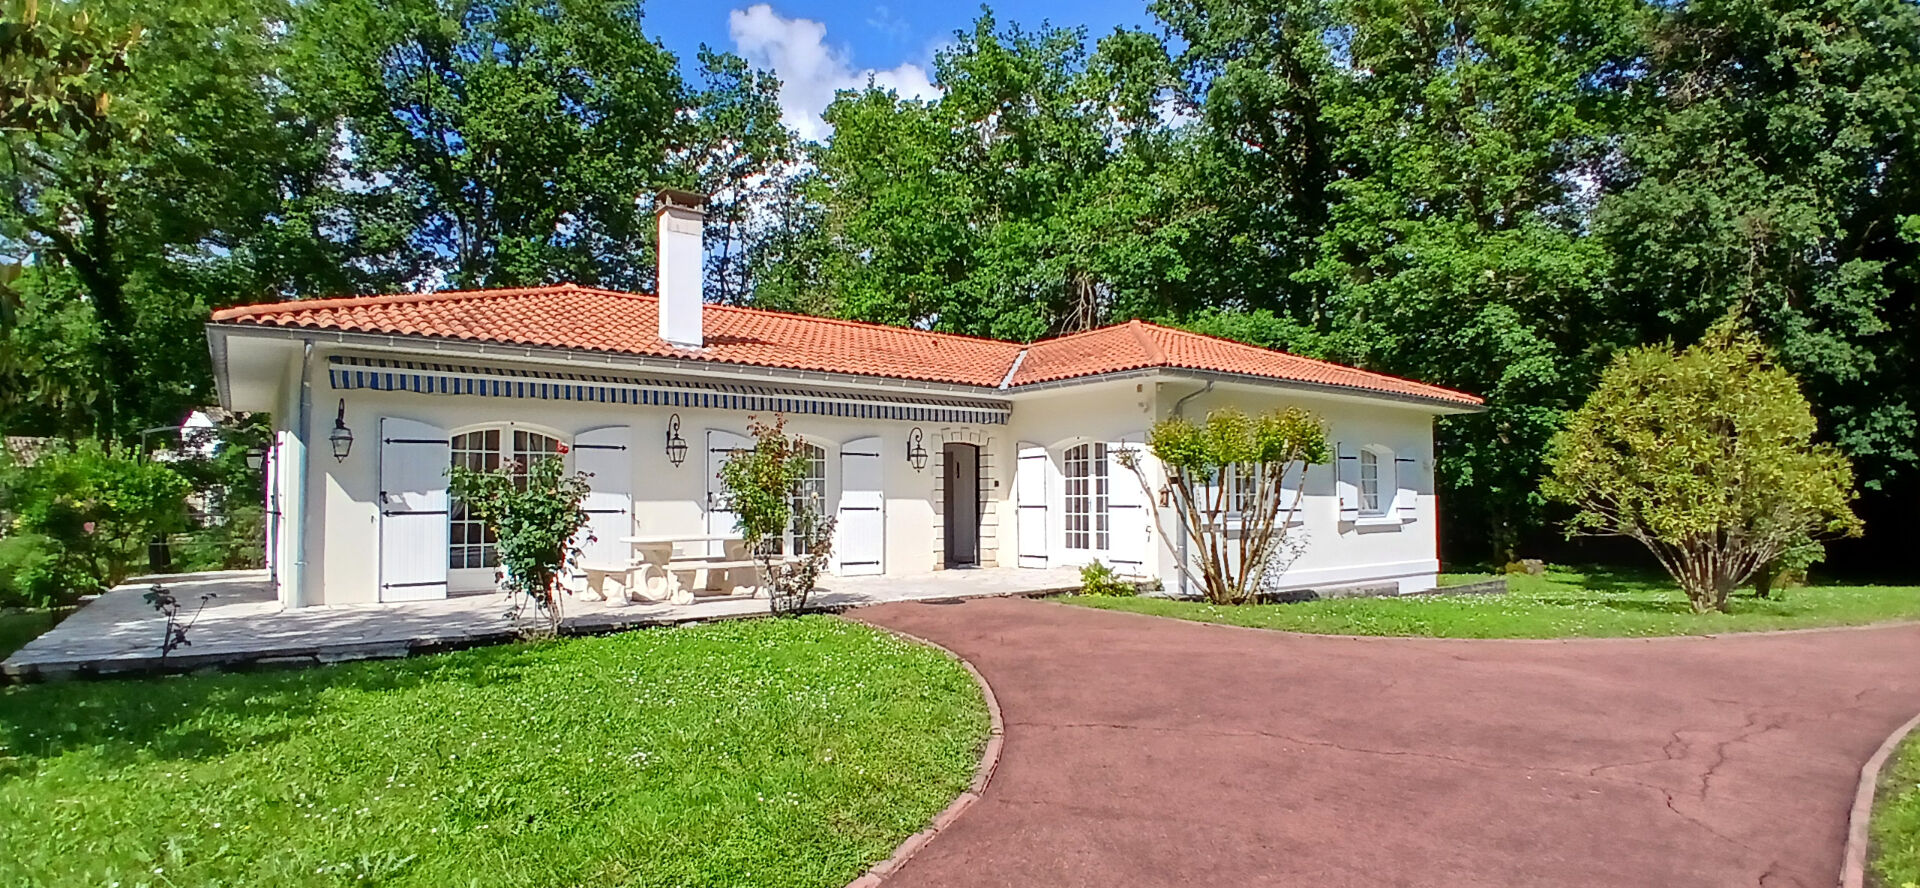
[447,423,566,575]
[1062,442,1110,553]
[779,442,830,555]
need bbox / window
[1359,449,1382,516]
[448,427,563,569]
[1064,443,1109,551]
[782,443,829,555]
[1230,465,1260,514]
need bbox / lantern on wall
[665,413,689,467]
[328,399,354,462]
[906,427,929,472]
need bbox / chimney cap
[655,188,707,212]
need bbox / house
[205,190,1483,608]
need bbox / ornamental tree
[1543,323,1861,613]
[718,415,835,613]
[448,455,592,633]
[1137,407,1329,605]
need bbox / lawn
[0,608,69,659]
[0,616,989,888]
[1065,566,1920,638]
[1876,729,1920,888]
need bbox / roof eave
[204,322,1016,401]
[1009,366,1485,413]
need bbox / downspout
[1168,381,1214,598]
[289,340,314,609]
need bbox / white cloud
[728,4,937,142]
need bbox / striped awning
[327,355,1011,425]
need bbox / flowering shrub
[0,439,192,602]
[718,416,835,613]
[447,456,592,634]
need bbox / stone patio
[1,565,1089,680]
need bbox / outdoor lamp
[328,399,354,462]
[665,413,689,467]
[906,427,929,472]
[244,448,266,471]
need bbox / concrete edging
[1841,709,1920,888]
[840,621,1005,888]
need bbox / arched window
[782,443,829,555]
[448,426,563,569]
[1063,442,1109,551]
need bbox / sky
[642,0,1156,141]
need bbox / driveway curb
[841,620,1005,888]
[1842,709,1920,888]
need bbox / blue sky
[643,0,1156,140]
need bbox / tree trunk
[1752,560,1776,599]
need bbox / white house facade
[209,192,1483,608]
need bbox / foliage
[446,455,591,633]
[174,504,267,572]
[0,617,989,887]
[0,533,82,608]
[1077,559,1135,597]
[1543,323,1862,613]
[141,581,214,658]
[717,415,833,612]
[1143,407,1329,605]
[1067,564,1920,639]
[0,439,191,599]
[1872,731,1920,888]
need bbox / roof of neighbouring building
[209,284,1483,407]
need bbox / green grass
[1875,730,1920,888]
[0,616,989,888]
[0,609,69,659]
[1064,566,1920,638]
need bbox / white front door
[378,417,451,601]
[1107,441,1150,575]
[706,430,751,557]
[835,436,885,575]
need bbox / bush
[0,440,193,602]
[1078,559,1136,597]
[448,455,592,634]
[0,534,90,608]
[173,504,268,572]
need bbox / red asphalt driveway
[851,597,1920,888]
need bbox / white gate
[834,436,885,575]
[1016,443,1049,568]
[378,417,450,601]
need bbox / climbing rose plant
[448,455,593,633]
[718,415,834,613]
[1543,320,1861,613]
[1136,407,1329,605]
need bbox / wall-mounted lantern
[328,399,354,462]
[245,448,267,472]
[665,413,689,467]
[906,427,929,472]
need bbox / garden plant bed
[0,616,989,888]
[1065,566,1920,638]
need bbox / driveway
[850,597,1920,888]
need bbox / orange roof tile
[209,286,1482,406]
[1014,320,1482,406]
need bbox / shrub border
[840,621,1005,888]
[1843,709,1920,888]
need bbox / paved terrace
[2,566,1086,680]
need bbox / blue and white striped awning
[327,356,1011,425]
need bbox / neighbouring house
[205,190,1483,608]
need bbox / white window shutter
[834,436,885,575]
[1105,442,1150,574]
[1278,462,1303,526]
[1016,443,1049,568]
[1335,443,1360,521]
[378,417,450,601]
[1394,454,1419,520]
[706,430,752,558]
[571,426,632,582]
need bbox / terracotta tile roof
[210,284,1024,388]
[1014,320,1482,406]
[209,285,1482,406]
